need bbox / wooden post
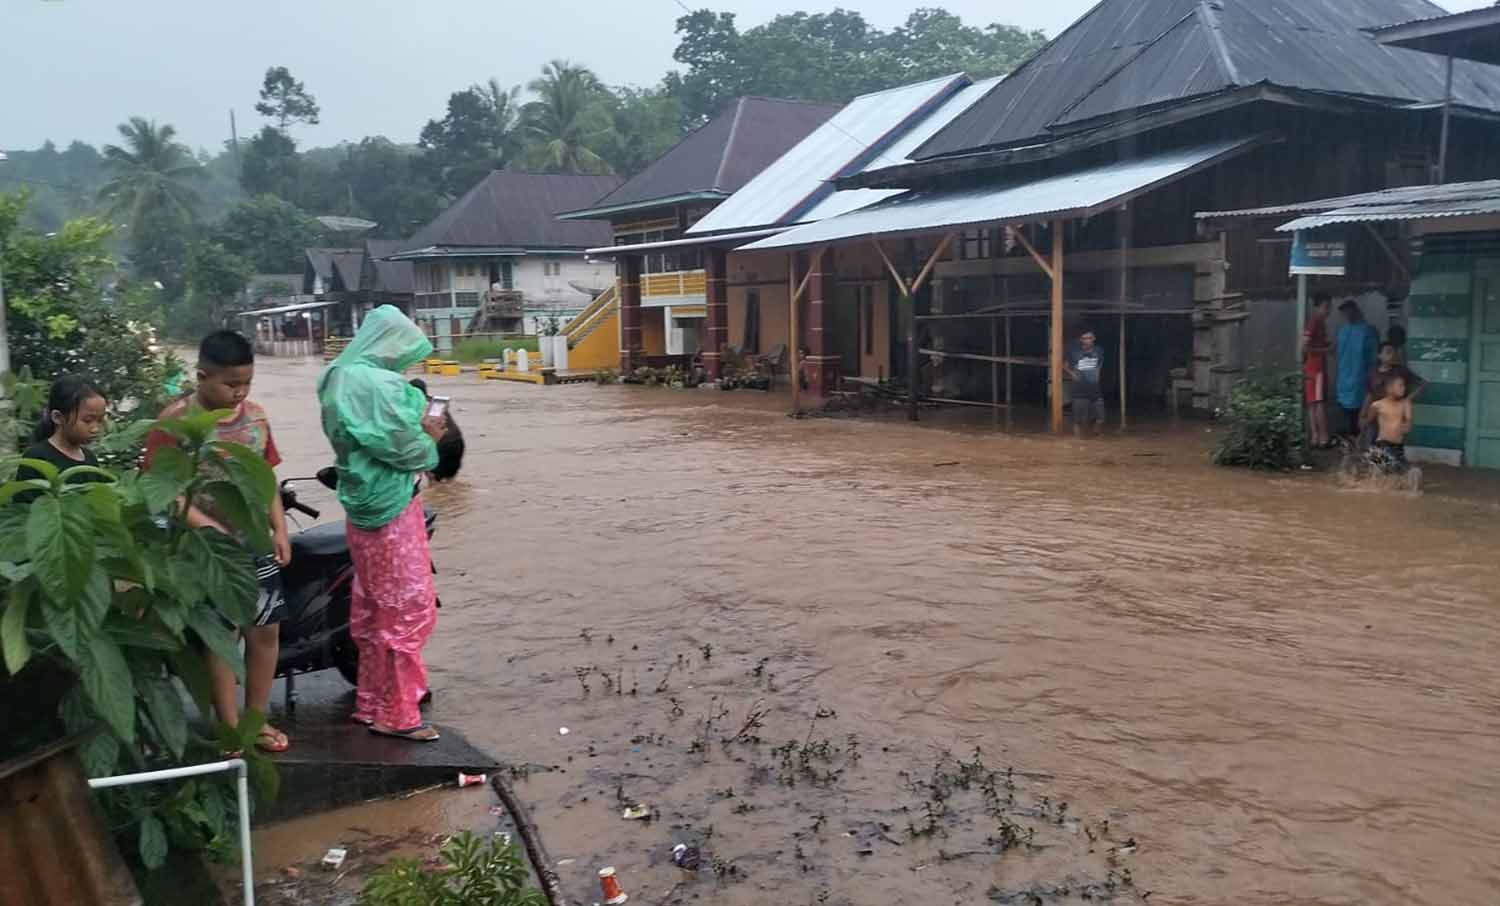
[1118,225,1129,430]
[1049,220,1065,433]
[1004,313,1013,431]
[788,253,800,413]
[990,316,999,428]
[906,242,920,422]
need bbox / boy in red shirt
[145,331,292,753]
[1301,293,1332,448]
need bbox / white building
[387,171,620,350]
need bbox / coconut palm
[474,77,523,164]
[99,117,201,230]
[519,61,616,175]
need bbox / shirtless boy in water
[1363,372,1414,478]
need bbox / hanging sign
[1290,232,1347,276]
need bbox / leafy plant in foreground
[0,406,279,870]
[359,831,547,906]
[1212,371,1305,471]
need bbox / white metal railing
[89,758,254,906]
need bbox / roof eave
[555,191,731,222]
[385,246,594,261]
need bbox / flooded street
[253,355,1500,906]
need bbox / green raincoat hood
[317,306,438,530]
[332,304,434,373]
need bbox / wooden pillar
[788,254,801,412]
[804,247,838,396]
[990,317,999,427]
[1005,314,1013,431]
[1118,312,1128,430]
[703,247,728,380]
[1049,220,1065,433]
[906,241,920,422]
[618,255,643,372]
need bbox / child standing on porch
[1066,329,1105,438]
[144,331,293,753]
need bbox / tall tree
[419,85,516,196]
[98,117,201,232]
[183,239,254,332]
[599,86,686,177]
[255,66,321,133]
[239,125,302,201]
[519,61,616,174]
[213,194,325,273]
[334,137,442,237]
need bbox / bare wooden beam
[792,246,825,303]
[940,240,1221,278]
[1049,220,1065,434]
[918,348,1048,366]
[1363,222,1411,283]
[908,233,958,297]
[1007,226,1054,281]
[871,240,909,297]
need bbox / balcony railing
[643,270,707,299]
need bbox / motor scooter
[274,468,437,712]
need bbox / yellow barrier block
[441,364,462,377]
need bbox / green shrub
[453,337,539,363]
[0,407,280,871]
[359,831,545,906]
[1213,372,1305,470]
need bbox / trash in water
[557,858,576,866]
[672,843,701,870]
[320,848,347,870]
[558,727,571,736]
[281,866,302,881]
[599,866,629,904]
[458,772,487,788]
[489,805,506,817]
[621,804,652,820]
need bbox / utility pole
[229,108,242,178]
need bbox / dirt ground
[244,355,1500,906]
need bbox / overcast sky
[4,0,1493,152]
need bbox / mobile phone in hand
[426,395,450,419]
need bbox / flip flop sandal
[369,724,441,742]
[351,715,375,727]
[255,728,290,754]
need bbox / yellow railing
[642,270,707,299]
[563,284,618,342]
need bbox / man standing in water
[1066,328,1105,438]
[1301,293,1333,448]
[1335,300,1378,442]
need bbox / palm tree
[519,61,616,174]
[474,77,522,164]
[99,117,202,230]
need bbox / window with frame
[961,229,992,260]
[501,261,514,290]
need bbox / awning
[1278,184,1500,232]
[739,137,1264,253]
[1196,180,1500,231]
[238,301,337,318]
[586,227,785,258]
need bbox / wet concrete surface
[257,672,498,823]
[247,354,1500,906]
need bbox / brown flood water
[251,356,1500,906]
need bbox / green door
[1467,259,1500,469]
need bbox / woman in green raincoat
[318,306,447,741]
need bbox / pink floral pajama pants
[347,498,436,731]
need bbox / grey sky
[4,0,1492,152]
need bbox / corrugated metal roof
[1198,179,1500,221]
[1273,180,1500,231]
[567,98,837,218]
[587,227,784,257]
[401,172,620,255]
[914,0,1500,159]
[1372,5,1500,66]
[796,76,1006,224]
[740,138,1258,253]
[686,74,970,235]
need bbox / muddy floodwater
[250,356,1500,906]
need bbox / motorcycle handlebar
[287,498,320,520]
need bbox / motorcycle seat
[291,507,436,559]
[291,521,348,558]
